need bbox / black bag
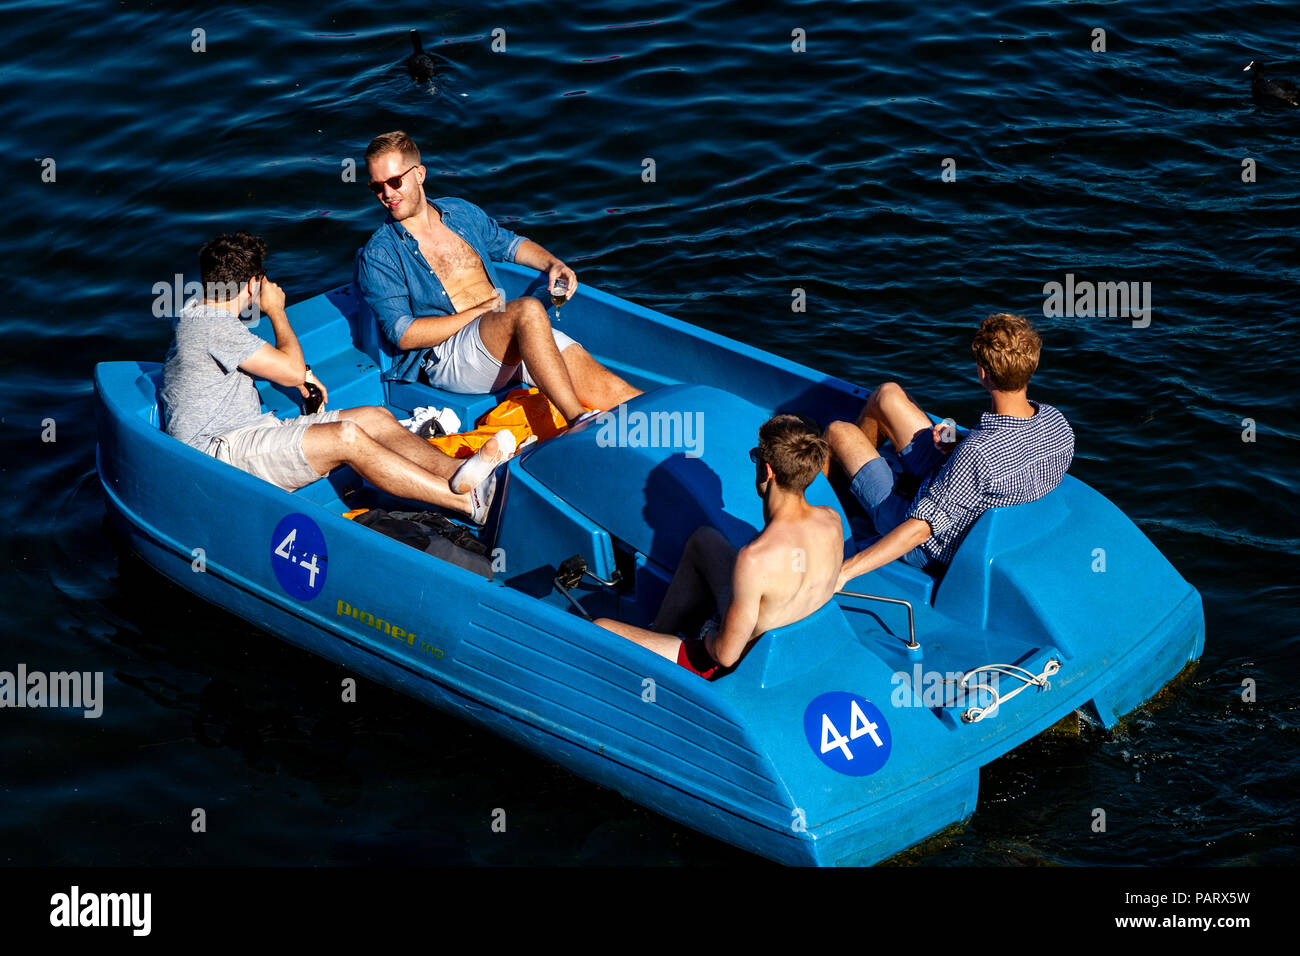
[352,509,493,578]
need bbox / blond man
[355,130,639,421]
[826,313,1074,583]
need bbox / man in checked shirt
[825,313,1075,584]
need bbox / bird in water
[406,29,437,86]
[1244,60,1299,108]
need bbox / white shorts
[207,409,341,491]
[424,313,578,394]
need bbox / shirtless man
[161,231,507,522]
[594,415,843,680]
[355,130,640,422]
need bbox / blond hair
[971,313,1042,392]
[365,130,421,167]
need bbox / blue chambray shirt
[355,196,527,384]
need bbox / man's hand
[932,419,957,454]
[547,260,578,301]
[258,278,286,314]
[513,240,579,300]
[299,368,328,406]
[477,291,506,313]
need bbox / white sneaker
[450,429,517,495]
[467,472,498,525]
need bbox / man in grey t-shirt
[161,298,274,451]
[160,231,509,522]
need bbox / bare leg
[592,619,682,663]
[862,382,933,452]
[301,420,473,516]
[335,405,462,480]
[477,298,585,422]
[825,382,933,478]
[653,527,737,636]
[824,419,882,479]
[558,344,641,410]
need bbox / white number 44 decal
[275,527,321,587]
[820,700,883,760]
[274,528,297,560]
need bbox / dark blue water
[1,0,1296,865]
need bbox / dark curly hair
[198,231,267,299]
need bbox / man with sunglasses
[355,131,640,422]
[160,231,508,522]
[594,415,843,680]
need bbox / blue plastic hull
[95,264,1204,866]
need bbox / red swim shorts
[677,638,730,681]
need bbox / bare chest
[413,225,495,311]
[416,226,479,275]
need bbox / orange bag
[427,387,579,459]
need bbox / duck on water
[1244,60,1298,108]
[406,29,437,86]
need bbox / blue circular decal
[803,692,892,776]
[270,513,328,600]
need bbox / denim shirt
[355,196,527,383]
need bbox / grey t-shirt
[160,301,269,450]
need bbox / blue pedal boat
[94,262,1204,866]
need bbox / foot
[450,430,517,495]
[466,472,498,526]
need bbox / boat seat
[721,602,858,691]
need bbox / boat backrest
[722,602,858,690]
[134,370,163,428]
[933,481,1074,627]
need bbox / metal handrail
[835,589,919,650]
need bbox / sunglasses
[368,164,419,195]
[749,446,764,464]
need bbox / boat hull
[95,267,1204,866]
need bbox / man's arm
[837,518,932,590]
[397,297,503,350]
[513,239,578,298]
[238,280,307,387]
[704,548,764,668]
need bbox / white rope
[959,659,1061,723]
